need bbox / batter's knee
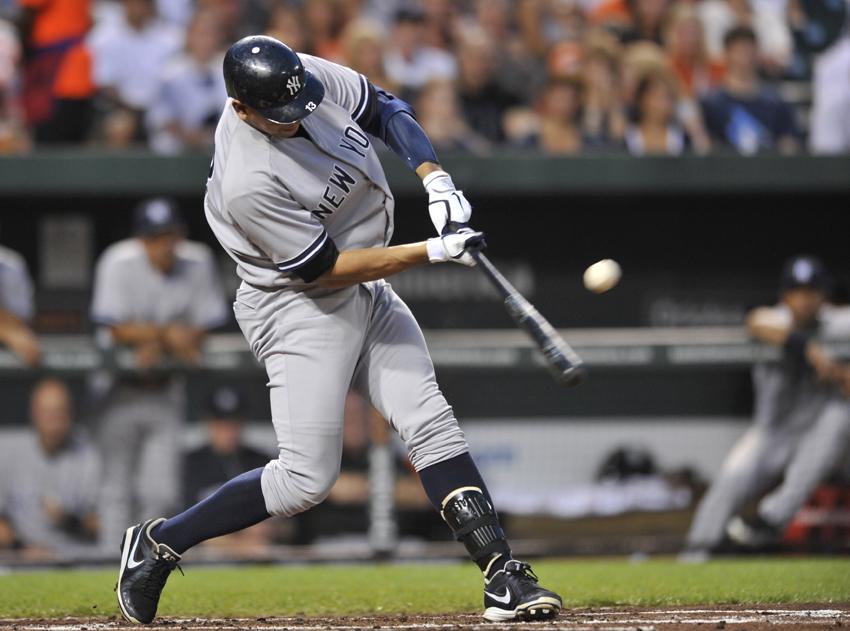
[260,457,341,517]
[404,402,469,472]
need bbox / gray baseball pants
[98,384,182,548]
[234,279,469,517]
[686,396,850,549]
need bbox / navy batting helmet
[223,35,325,124]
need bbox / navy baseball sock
[418,452,512,578]
[151,467,269,554]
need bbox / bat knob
[555,363,586,388]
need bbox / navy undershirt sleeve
[356,81,438,171]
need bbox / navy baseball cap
[133,198,185,237]
[780,255,829,292]
[205,386,247,419]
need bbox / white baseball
[583,259,622,293]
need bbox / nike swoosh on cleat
[126,530,144,569]
[484,587,512,604]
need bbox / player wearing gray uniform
[115,36,562,625]
[0,244,41,366]
[91,199,228,550]
[685,256,850,555]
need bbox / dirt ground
[4,605,850,631]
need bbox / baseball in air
[583,259,622,293]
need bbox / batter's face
[232,100,301,138]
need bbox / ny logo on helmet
[286,76,302,96]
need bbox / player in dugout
[684,255,850,558]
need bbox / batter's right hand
[426,230,486,267]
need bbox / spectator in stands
[341,20,397,93]
[146,9,227,154]
[619,41,668,107]
[266,2,307,53]
[415,78,490,154]
[531,77,585,155]
[182,386,272,554]
[700,26,799,154]
[809,34,850,154]
[580,39,627,147]
[618,0,670,45]
[90,198,228,552]
[520,0,587,59]
[0,18,29,153]
[88,0,182,147]
[684,256,850,557]
[0,379,100,558]
[472,0,546,104]
[16,0,95,144]
[384,6,456,98]
[0,243,40,366]
[698,0,792,71]
[455,29,520,143]
[420,0,455,51]
[624,70,688,155]
[665,5,725,99]
[303,0,345,61]
[195,0,268,43]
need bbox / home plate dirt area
[6,606,850,631]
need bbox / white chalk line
[6,609,849,630]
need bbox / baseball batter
[115,36,562,625]
[684,256,850,556]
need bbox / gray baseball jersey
[205,54,394,289]
[91,238,228,330]
[0,245,34,321]
[203,53,469,518]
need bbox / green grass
[1,558,848,619]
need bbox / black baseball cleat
[482,560,562,622]
[116,518,182,624]
[726,514,783,549]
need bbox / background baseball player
[91,198,228,550]
[684,255,850,556]
[115,35,562,625]
[0,243,40,366]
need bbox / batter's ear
[232,100,249,120]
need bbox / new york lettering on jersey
[275,102,391,228]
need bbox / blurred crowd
[0,0,848,157]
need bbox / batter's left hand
[423,170,472,235]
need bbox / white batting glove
[423,170,472,235]
[426,230,486,267]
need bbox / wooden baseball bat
[470,249,586,388]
